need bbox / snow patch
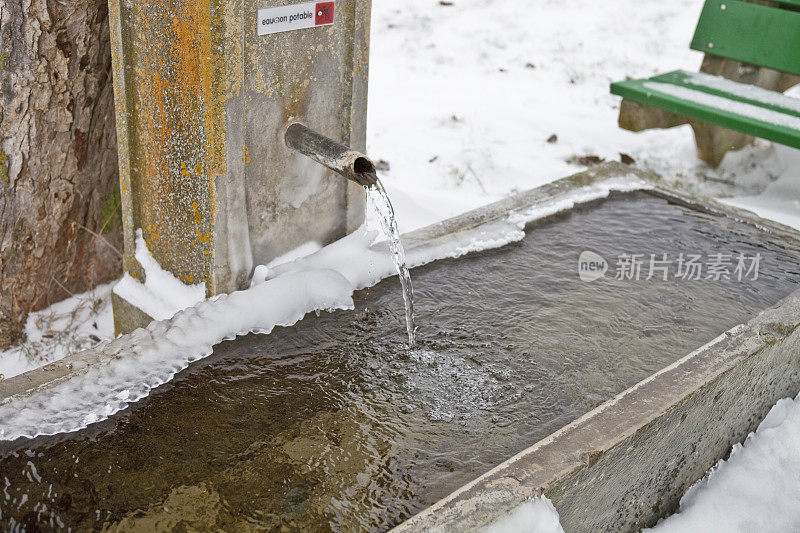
[684,71,800,114]
[112,229,206,321]
[251,241,323,288]
[266,241,323,269]
[642,82,800,130]
[720,165,800,231]
[0,283,115,380]
[485,497,565,533]
[511,174,651,227]
[0,269,355,441]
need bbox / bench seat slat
[649,70,800,118]
[691,0,800,76]
[610,78,800,149]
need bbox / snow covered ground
[367,0,800,233]
[1,0,799,529]
[0,283,115,380]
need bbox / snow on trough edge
[0,176,648,442]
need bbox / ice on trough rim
[0,176,650,442]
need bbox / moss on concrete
[0,151,8,186]
[0,111,7,186]
[100,186,122,233]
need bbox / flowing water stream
[365,176,417,347]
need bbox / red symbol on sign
[315,2,335,25]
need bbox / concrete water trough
[1,163,799,531]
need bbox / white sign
[257,1,335,36]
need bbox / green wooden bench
[611,0,800,166]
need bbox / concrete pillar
[108,0,371,333]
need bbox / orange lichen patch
[198,0,225,177]
[178,272,197,283]
[195,228,211,245]
[124,0,218,292]
[146,225,161,243]
[192,202,201,225]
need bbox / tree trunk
[0,0,121,348]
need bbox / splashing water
[366,176,417,347]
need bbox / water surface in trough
[2,192,800,531]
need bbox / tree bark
[0,0,121,348]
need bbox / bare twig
[27,289,45,315]
[76,222,122,257]
[466,164,489,195]
[51,276,76,299]
[98,210,113,234]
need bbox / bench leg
[688,120,752,168]
[618,101,752,168]
[617,101,745,168]
[618,100,687,132]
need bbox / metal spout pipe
[284,123,378,187]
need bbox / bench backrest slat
[691,0,800,76]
